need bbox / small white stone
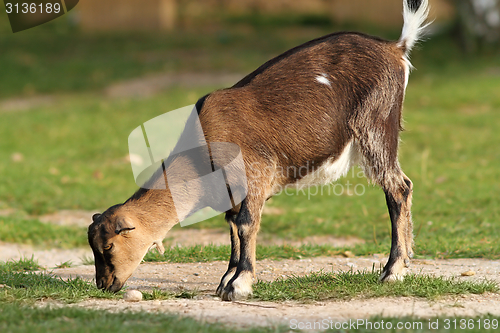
[461,270,476,277]
[123,290,143,302]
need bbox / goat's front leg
[380,176,413,282]
[216,215,240,296]
[220,198,261,301]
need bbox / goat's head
[87,205,165,292]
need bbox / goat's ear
[92,213,101,223]
[115,217,135,236]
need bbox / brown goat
[88,0,430,301]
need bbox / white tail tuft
[399,0,431,55]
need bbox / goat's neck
[124,154,205,238]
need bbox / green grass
[0,302,287,333]
[0,259,498,332]
[144,244,348,263]
[0,11,340,99]
[1,304,499,333]
[0,215,87,248]
[54,261,74,269]
[2,302,499,333]
[0,256,41,272]
[0,89,205,215]
[3,258,496,305]
[254,269,498,302]
[0,258,198,304]
[0,258,118,304]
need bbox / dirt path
[1,209,500,329]
[3,241,500,328]
[49,256,500,329]
[71,293,500,330]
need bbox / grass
[0,11,343,99]
[0,302,286,333]
[54,261,74,269]
[0,89,208,215]
[0,258,198,304]
[1,303,499,333]
[0,256,41,272]
[0,258,118,304]
[0,258,498,332]
[0,215,87,248]
[144,244,348,263]
[3,258,496,305]
[1,304,499,333]
[253,269,498,302]
[67,242,364,264]
[142,288,199,301]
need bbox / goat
[88,0,430,301]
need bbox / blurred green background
[0,0,499,259]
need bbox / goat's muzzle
[97,275,123,293]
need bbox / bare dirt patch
[70,293,500,330]
[105,72,244,98]
[0,95,54,112]
[2,237,500,328]
[37,209,364,248]
[49,257,500,328]
[0,242,91,268]
[2,209,499,328]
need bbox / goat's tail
[398,0,430,56]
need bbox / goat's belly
[294,140,359,188]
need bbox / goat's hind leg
[379,171,413,282]
[355,93,414,282]
[359,144,414,281]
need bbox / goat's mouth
[97,275,123,293]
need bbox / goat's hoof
[379,267,407,282]
[219,273,253,301]
[216,269,237,297]
[216,284,224,297]
[380,257,409,282]
[220,286,252,301]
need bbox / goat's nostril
[96,278,104,289]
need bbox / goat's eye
[103,244,113,251]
